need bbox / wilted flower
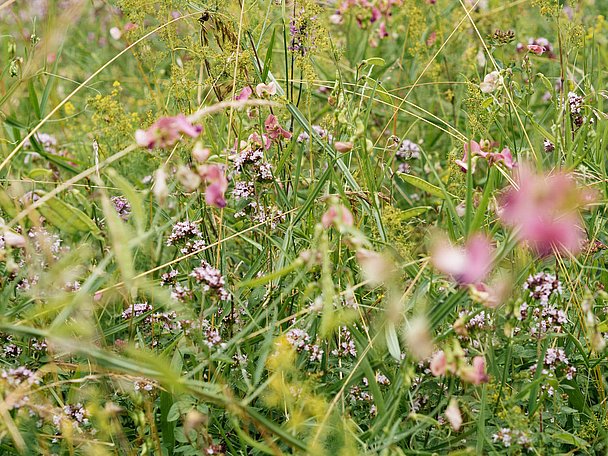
[404,316,433,360]
[431,233,494,285]
[479,71,503,93]
[135,115,202,149]
[498,165,593,257]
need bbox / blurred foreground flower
[135,115,202,149]
[431,233,494,285]
[498,165,594,257]
[322,203,354,230]
[198,165,228,208]
[445,399,462,431]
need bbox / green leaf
[552,432,589,448]
[398,173,456,200]
[385,322,401,360]
[400,206,432,220]
[36,194,102,239]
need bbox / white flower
[479,71,503,93]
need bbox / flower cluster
[492,428,531,449]
[135,115,202,149]
[394,138,420,173]
[111,196,131,221]
[285,328,323,362]
[331,326,357,358]
[567,91,585,129]
[166,221,206,255]
[523,272,562,305]
[190,261,230,301]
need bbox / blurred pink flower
[445,399,462,431]
[235,86,252,101]
[255,82,277,97]
[198,165,228,208]
[498,166,591,257]
[460,356,489,385]
[135,115,202,149]
[527,44,546,55]
[430,350,447,376]
[264,114,292,141]
[322,204,354,229]
[431,233,494,285]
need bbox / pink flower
[264,114,292,141]
[498,165,590,257]
[135,115,202,149]
[198,165,228,208]
[527,44,546,55]
[430,350,447,376]
[487,147,516,169]
[321,204,354,229]
[378,22,389,39]
[455,140,487,172]
[445,399,462,431]
[461,356,489,385]
[431,233,494,285]
[334,141,353,152]
[235,86,252,101]
[255,82,277,97]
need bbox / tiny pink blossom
[431,233,494,285]
[460,356,489,385]
[430,350,447,376]
[135,115,202,149]
[264,114,292,141]
[527,44,546,55]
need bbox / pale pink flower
[431,233,494,285]
[479,71,502,93]
[498,166,590,257]
[527,44,546,55]
[445,399,462,431]
[135,115,202,149]
[264,114,292,141]
[334,141,353,153]
[192,142,211,163]
[321,204,354,229]
[430,350,447,376]
[460,356,489,385]
[255,82,277,97]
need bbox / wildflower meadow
[1,0,608,454]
